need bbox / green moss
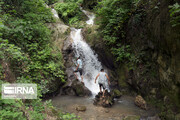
[112,89,122,98]
[75,86,84,96]
[117,65,128,88]
[160,87,180,111]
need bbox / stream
[50,8,158,120]
[52,95,157,120]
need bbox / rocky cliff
[126,0,180,108]
[82,0,180,118]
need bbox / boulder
[76,105,86,112]
[72,80,92,96]
[134,95,147,110]
[94,90,114,107]
[62,87,76,96]
[62,79,92,97]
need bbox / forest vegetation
[0,0,179,119]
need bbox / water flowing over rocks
[50,5,162,120]
[61,37,92,97]
[48,7,93,97]
[62,8,110,96]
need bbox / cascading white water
[51,7,108,95]
[51,8,59,18]
[71,9,109,95]
[71,28,102,94]
[81,9,95,25]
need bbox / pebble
[105,109,110,113]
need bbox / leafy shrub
[111,44,131,62]
[64,0,83,4]
[96,0,132,61]
[54,2,84,26]
[169,2,180,27]
[1,0,65,93]
[59,113,81,120]
[0,0,68,119]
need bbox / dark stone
[93,90,114,107]
[62,79,92,97]
[72,80,92,97]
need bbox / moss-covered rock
[112,89,122,98]
[72,80,92,97]
[125,0,180,114]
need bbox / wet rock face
[126,0,180,105]
[61,36,92,97]
[93,90,114,107]
[72,80,92,96]
[134,95,147,110]
[62,78,92,97]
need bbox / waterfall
[51,8,59,18]
[81,9,95,25]
[71,28,102,94]
[51,7,108,95]
[71,10,109,95]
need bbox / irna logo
[2,84,37,99]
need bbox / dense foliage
[95,0,133,62]
[169,2,180,27]
[0,0,74,119]
[54,0,85,27]
[0,0,65,94]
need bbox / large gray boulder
[62,79,92,97]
